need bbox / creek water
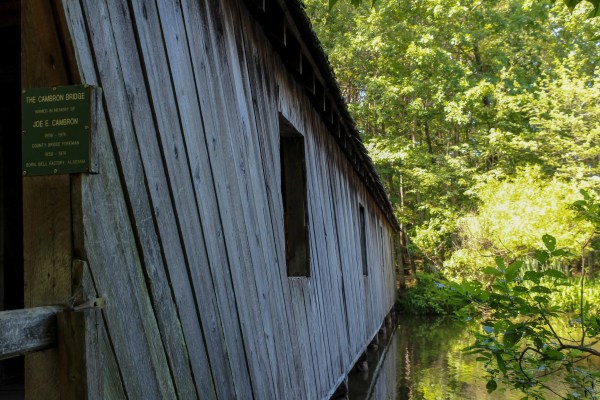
[348,316,599,400]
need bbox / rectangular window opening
[280,115,310,277]
[359,204,368,276]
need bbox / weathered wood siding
[58,0,396,398]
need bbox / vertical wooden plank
[152,1,258,397]
[114,0,240,396]
[230,6,305,396]
[288,279,317,399]
[66,0,218,397]
[304,119,341,387]
[22,1,72,398]
[181,0,286,397]
[75,260,103,400]
[61,4,179,396]
[236,11,310,396]
[318,143,351,372]
[98,323,126,400]
[234,9,322,396]
[79,97,177,399]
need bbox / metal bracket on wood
[71,297,105,312]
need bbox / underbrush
[396,272,468,315]
[549,277,600,314]
[397,272,600,317]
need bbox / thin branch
[518,346,543,382]
[558,344,600,357]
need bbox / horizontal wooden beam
[0,306,63,360]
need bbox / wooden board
[22,1,74,398]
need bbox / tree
[446,167,596,279]
[305,0,600,271]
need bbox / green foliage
[563,0,600,17]
[396,272,469,315]
[305,0,600,271]
[549,278,600,313]
[445,167,595,279]
[459,237,600,399]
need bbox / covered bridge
[0,0,400,398]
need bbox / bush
[549,277,600,314]
[396,272,468,315]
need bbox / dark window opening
[0,19,24,397]
[379,224,383,269]
[279,115,310,277]
[359,205,368,275]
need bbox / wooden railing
[0,306,63,360]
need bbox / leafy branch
[457,194,600,399]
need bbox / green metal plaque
[22,85,94,176]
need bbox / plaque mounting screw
[53,169,58,174]
[22,171,27,176]
[52,87,57,91]
[22,90,26,94]
[21,130,26,135]
[84,125,89,130]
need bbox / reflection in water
[348,325,399,400]
[349,316,599,400]
[394,316,524,400]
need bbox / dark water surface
[348,316,599,400]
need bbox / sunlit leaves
[306,0,600,287]
[563,0,600,17]
[457,231,600,399]
[446,167,595,278]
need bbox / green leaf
[486,379,497,393]
[496,352,506,373]
[524,270,542,283]
[551,249,568,257]
[483,267,502,277]
[542,234,556,252]
[531,285,552,294]
[533,295,548,303]
[564,0,582,11]
[534,250,550,264]
[544,269,567,279]
[505,261,522,282]
[328,0,339,9]
[503,331,522,348]
[563,0,600,16]
[544,349,565,361]
[580,189,591,200]
[564,0,582,10]
[589,0,600,18]
[495,256,506,270]
[492,282,509,293]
